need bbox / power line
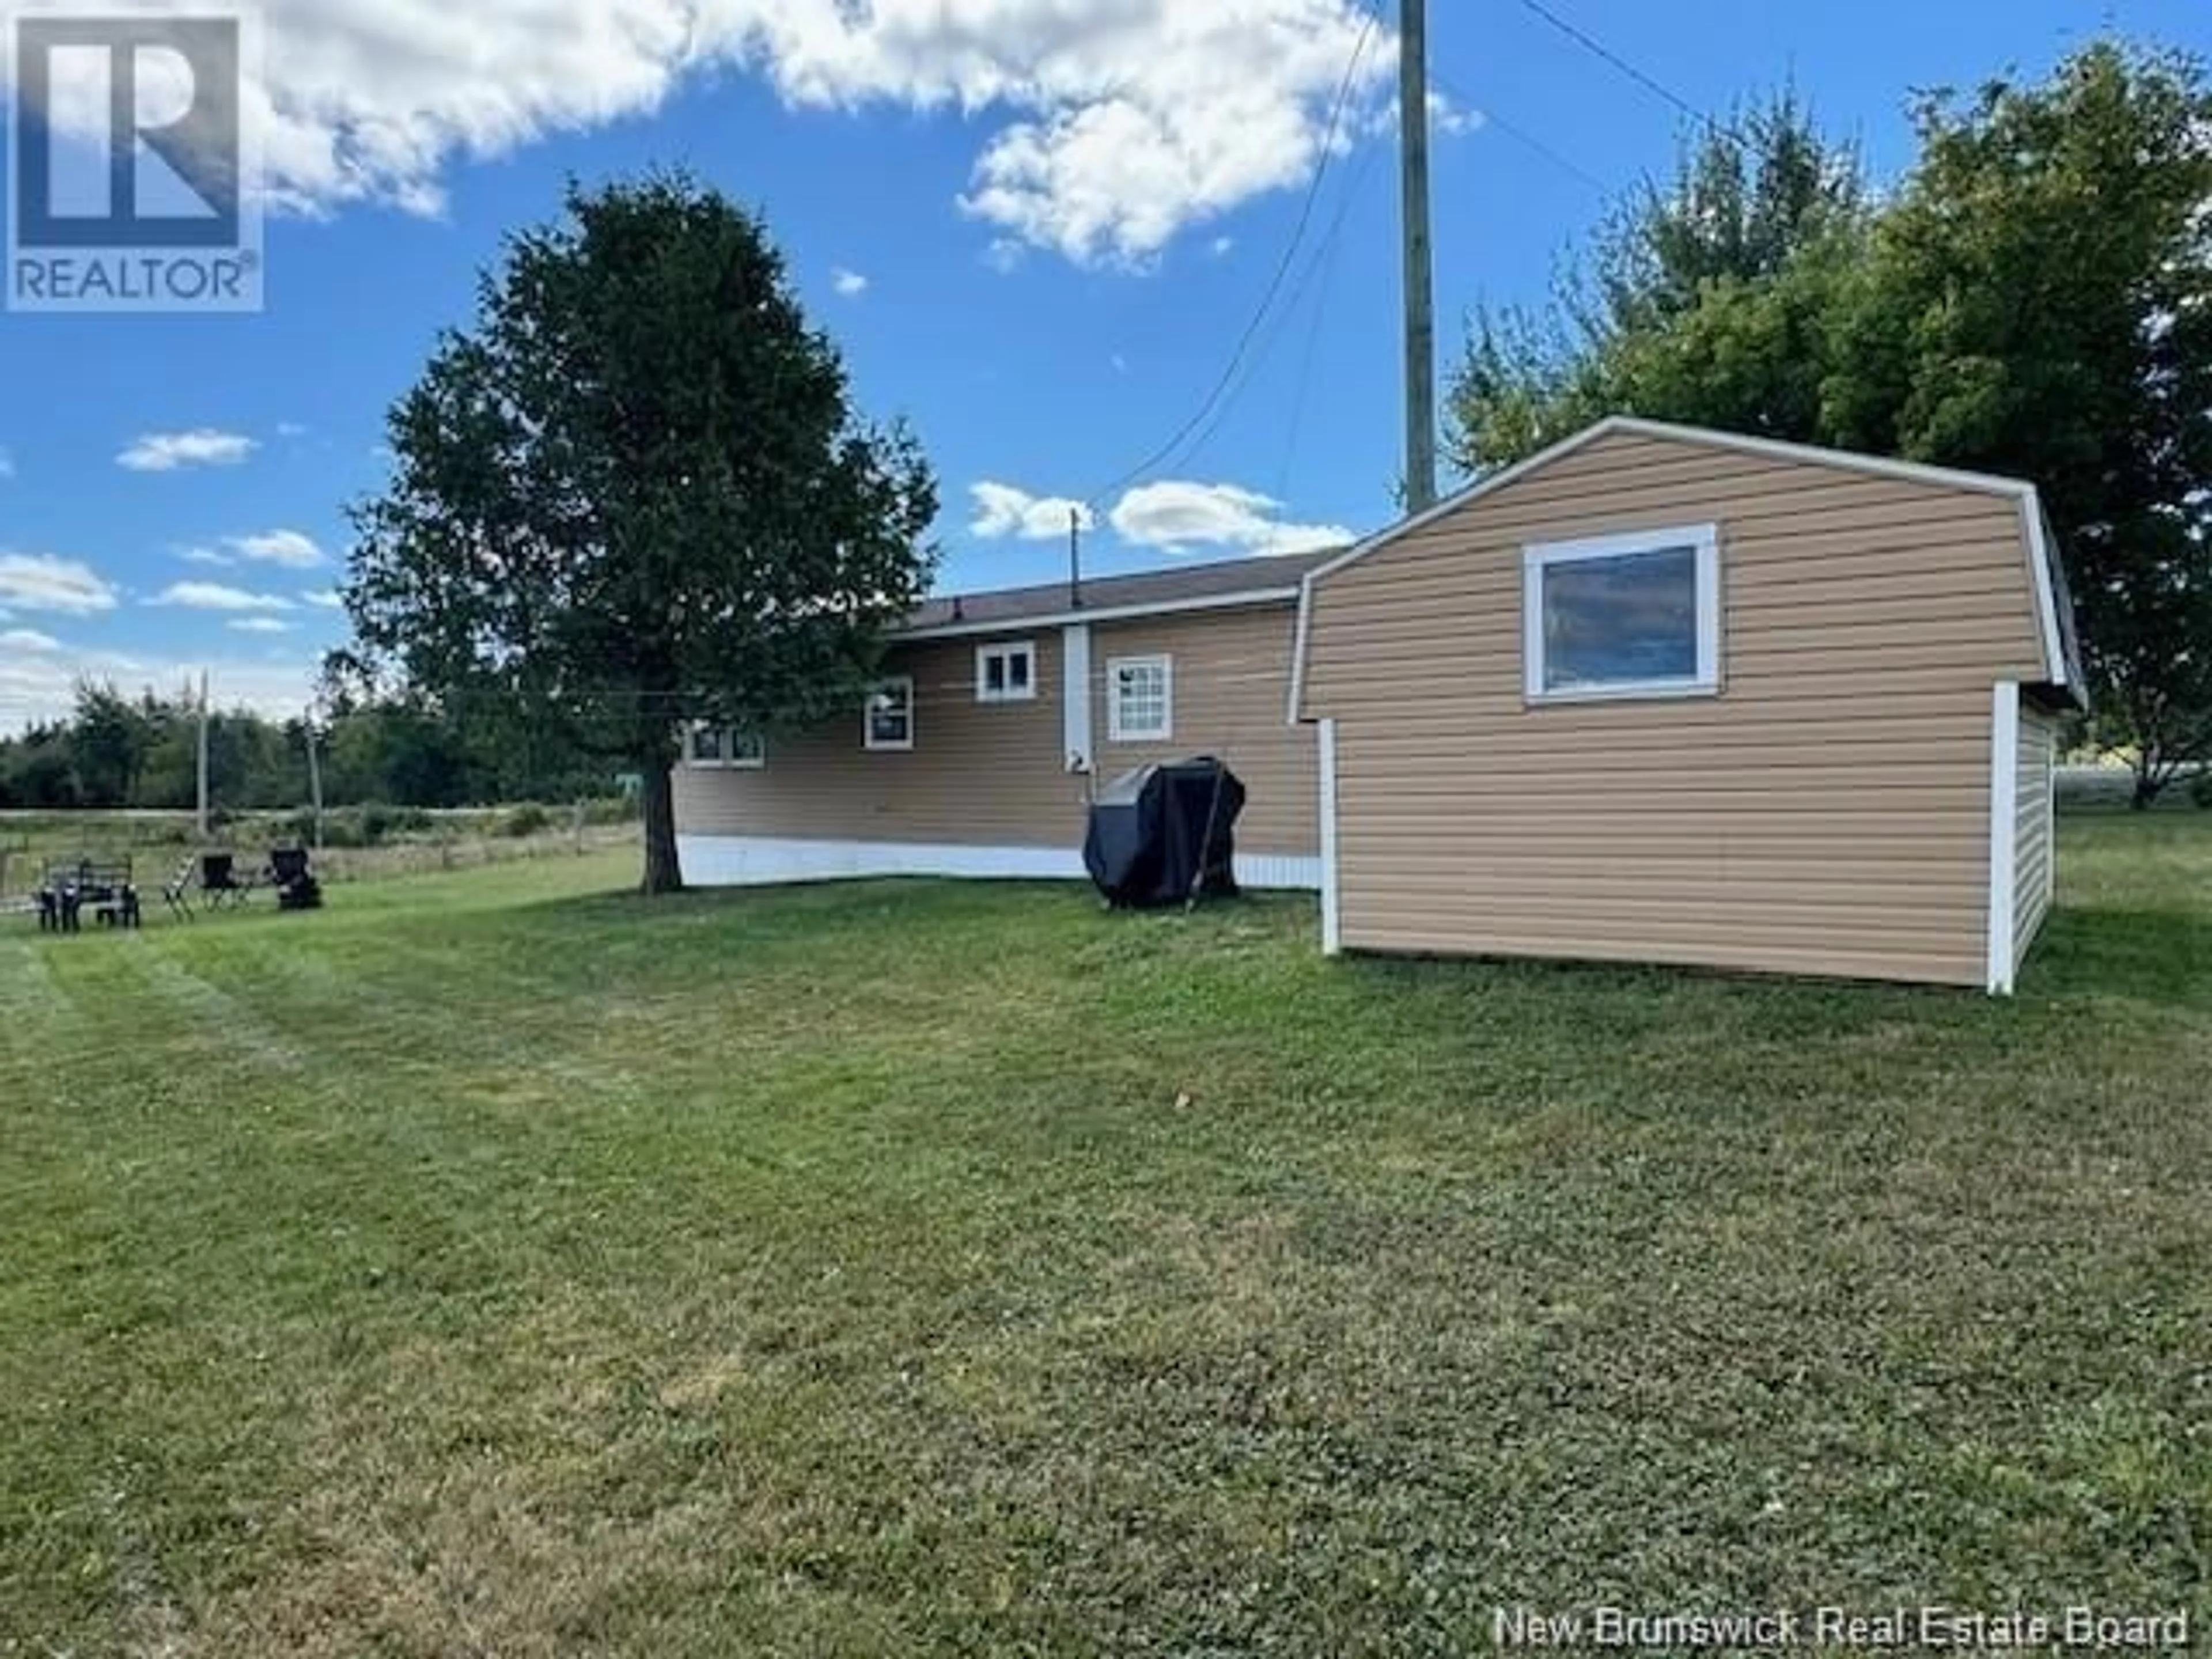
[1274,142,1380,502]
[1349,0,1613,199]
[1508,0,1753,154]
[1084,5,1380,509]
[1460,100,1612,197]
[1183,135,1385,479]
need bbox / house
[1290,416,2086,993]
[673,550,1338,892]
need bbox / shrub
[2190,768,2212,809]
[362,803,435,843]
[581,796,641,826]
[503,804,553,839]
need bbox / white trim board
[677,835,1321,893]
[1061,621,1094,774]
[1317,719,1341,956]
[1986,681,2022,996]
[1287,414,2075,723]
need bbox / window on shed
[976,641,1037,703]
[1524,525,1721,702]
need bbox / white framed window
[976,640,1037,704]
[864,675,915,751]
[685,725,765,768]
[1108,654,1173,742]
[1523,524,1721,703]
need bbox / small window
[685,725,764,768]
[1524,525,1721,703]
[865,676,915,751]
[976,641,1037,704]
[1108,654,1173,742]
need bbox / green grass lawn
[2,817,2207,1655]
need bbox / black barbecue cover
[1083,757,1246,908]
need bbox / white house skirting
[677,835,1320,892]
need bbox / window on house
[1108,654,1173,741]
[685,725,764,768]
[865,676,915,751]
[1524,525,1721,702]
[976,641,1037,703]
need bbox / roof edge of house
[896,581,1309,641]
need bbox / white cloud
[3,1,1388,267]
[151,582,296,612]
[1,648,315,733]
[1430,91,1483,139]
[302,589,346,609]
[831,266,869,297]
[117,429,258,472]
[1209,236,1234,257]
[0,446,14,479]
[971,480,1093,540]
[1109,480,1352,556]
[180,547,234,567]
[0,552,119,615]
[228,616,296,635]
[275,421,310,438]
[1,628,62,653]
[227,529,325,567]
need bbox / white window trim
[1522,523,1722,705]
[863,675,916,752]
[1107,653,1174,743]
[685,724,765,770]
[975,639,1039,704]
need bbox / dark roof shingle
[899,547,1343,634]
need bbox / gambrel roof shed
[1289,417,2085,993]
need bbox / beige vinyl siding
[1303,428,2050,987]
[673,632,1090,846]
[674,603,1319,858]
[2014,709,2059,966]
[1092,607,1317,857]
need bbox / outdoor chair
[162,857,198,921]
[37,861,89,934]
[267,846,324,912]
[199,852,251,908]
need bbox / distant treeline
[0,682,625,812]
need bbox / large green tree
[1830,44,2212,804]
[1448,44,2212,805]
[340,174,938,891]
[1450,92,1869,471]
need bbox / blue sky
[1,0,2205,729]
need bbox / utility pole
[1399,0,1438,513]
[301,705,325,850]
[1069,506,1084,609]
[195,671,211,839]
